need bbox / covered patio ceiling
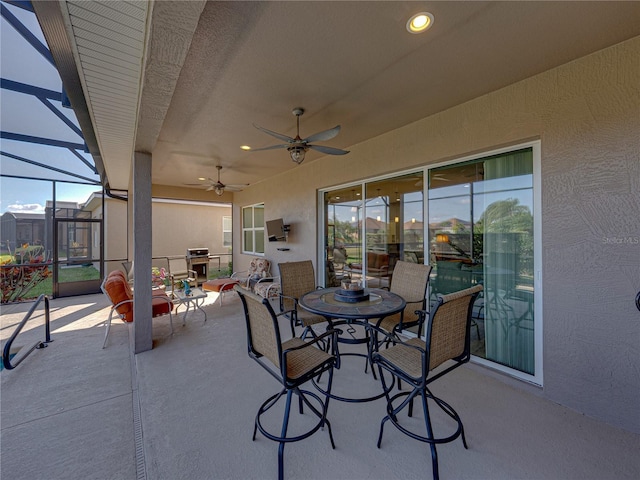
[33,1,640,193]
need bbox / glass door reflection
[428,148,535,375]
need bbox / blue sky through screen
[0,1,100,214]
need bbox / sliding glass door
[323,172,424,289]
[428,146,537,377]
[321,143,540,382]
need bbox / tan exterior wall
[151,199,231,262]
[103,196,231,275]
[232,37,640,432]
[103,197,128,274]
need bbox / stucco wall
[233,37,640,432]
[104,197,128,273]
[104,196,231,274]
[151,200,231,262]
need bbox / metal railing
[2,294,52,370]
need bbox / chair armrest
[368,322,397,346]
[188,269,198,282]
[230,269,250,279]
[112,298,134,312]
[278,293,300,307]
[370,334,428,378]
[275,309,296,318]
[255,275,279,284]
[282,328,339,358]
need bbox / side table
[173,287,208,324]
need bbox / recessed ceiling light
[240,145,251,150]
[198,177,206,181]
[407,12,434,34]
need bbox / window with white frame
[242,204,265,254]
[222,216,232,247]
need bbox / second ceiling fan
[252,107,349,164]
[186,165,248,196]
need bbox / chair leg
[376,364,393,448]
[277,390,294,480]
[421,388,440,480]
[322,367,335,444]
[472,318,480,339]
[102,310,115,348]
[254,384,334,480]
[297,382,336,449]
[429,390,468,449]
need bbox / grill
[186,248,210,283]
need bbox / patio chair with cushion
[234,285,338,480]
[202,258,281,305]
[278,260,326,339]
[371,284,483,480]
[232,257,272,289]
[100,270,174,348]
[252,276,281,300]
[370,261,432,341]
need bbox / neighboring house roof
[1,212,45,220]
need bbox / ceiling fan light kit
[252,107,349,164]
[289,146,306,164]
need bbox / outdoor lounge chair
[234,285,338,480]
[371,284,483,480]
[100,270,174,348]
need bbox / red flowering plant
[1,243,52,303]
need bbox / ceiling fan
[185,165,248,196]
[251,107,349,164]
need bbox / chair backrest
[248,257,271,278]
[167,256,188,277]
[333,247,347,265]
[101,271,134,321]
[278,260,316,311]
[390,261,433,324]
[325,260,340,287]
[235,285,282,369]
[426,284,483,372]
[122,261,134,280]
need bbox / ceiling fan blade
[308,144,350,155]
[226,183,249,188]
[303,125,341,143]
[250,143,290,152]
[224,186,245,192]
[253,124,294,142]
[206,185,214,191]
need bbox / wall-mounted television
[266,218,286,242]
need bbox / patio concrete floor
[2,291,639,480]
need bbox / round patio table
[299,287,405,403]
